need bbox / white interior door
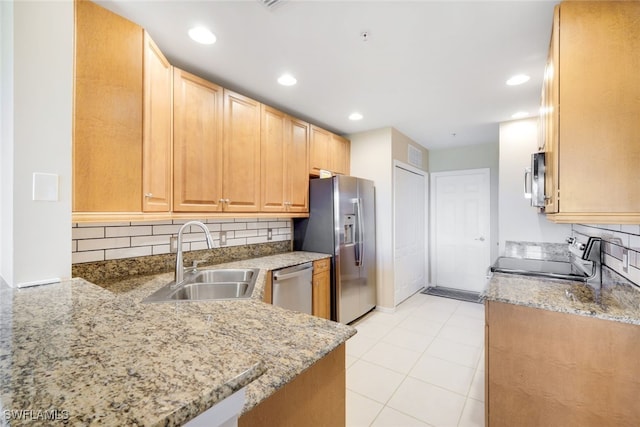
[394,164,427,305]
[431,169,490,293]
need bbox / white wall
[1,1,73,286]
[1,0,13,286]
[498,118,570,252]
[349,128,394,310]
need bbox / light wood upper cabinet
[310,125,351,176]
[173,68,224,212]
[261,105,309,213]
[288,117,311,212]
[330,134,351,176]
[223,90,262,212]
[142,32,172,212]
[539,7,559,214]
[544,1,640,223]
[310,125,331,176]
[73,0,143,212]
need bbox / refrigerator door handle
[355,198,364,266]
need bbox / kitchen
[2,0,640,426]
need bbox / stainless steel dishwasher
[272,262,313,314]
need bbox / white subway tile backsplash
[247,222,270,230]
[573,224,640,286]
[235,229,259,238]
[621,225,640,235]
[105,247,152,260]
[105,225,152,238]
[72,227,105,240]
[131,235,170,247]
[72,250,104,264]
[247,236,268,245]
[226,237,247,246]
[72,218,292,264]
[77,237,130,252]
[191,241,211,251]
[152,245,171,255]
[206,223,222,232]
[152,224,183,235]
[221,222,248,231]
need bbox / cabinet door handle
[144,193,153,198]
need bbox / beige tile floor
[346,292,485,427]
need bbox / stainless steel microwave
[524,152,546,208]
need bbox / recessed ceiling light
[349,112,363,121]
[506,74,530,86]
[511,111,529,119]
[188,26,216,45]
[277,74,297,86]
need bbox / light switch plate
[32,173,59,201]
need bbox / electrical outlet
[267,228,273,241]
[220,231,227,246]
[170,236,178,253]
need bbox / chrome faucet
[174,221,214,285]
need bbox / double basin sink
[143,268,260,303]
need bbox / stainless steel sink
[142,268,259,303]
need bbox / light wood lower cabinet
[312,258,331,320]
[238,344,345,427]
[142,32,172,212]
[172,68,224,212]
[73,0,143,212]
[486,300,640,426]
[261,105,309,213]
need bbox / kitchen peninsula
[0,253,355,426]
[484,273,640,426]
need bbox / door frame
[393,160,429,306]
[429,168,490,288]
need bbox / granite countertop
[485,272,640,325]
[0,252,356,426]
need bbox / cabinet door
[173,69,224,212]
[310,125,331,176]
[223,90,261,212]
[330,134,350,176]
[74,0,143,212]
[542,6,559,214]
[287,118,310,212]
[260,105,287,212]
[142,32,172,212]
[312,259,331,320]
[556,1,640,214]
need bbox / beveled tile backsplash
[72,218,292,264]
[573,224,640,287]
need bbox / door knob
[474,237,485,242]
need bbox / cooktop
[490,257,589,281]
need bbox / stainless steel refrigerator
[294,176,376,324]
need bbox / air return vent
[258,0,285,10]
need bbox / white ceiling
[97,0,559,150]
